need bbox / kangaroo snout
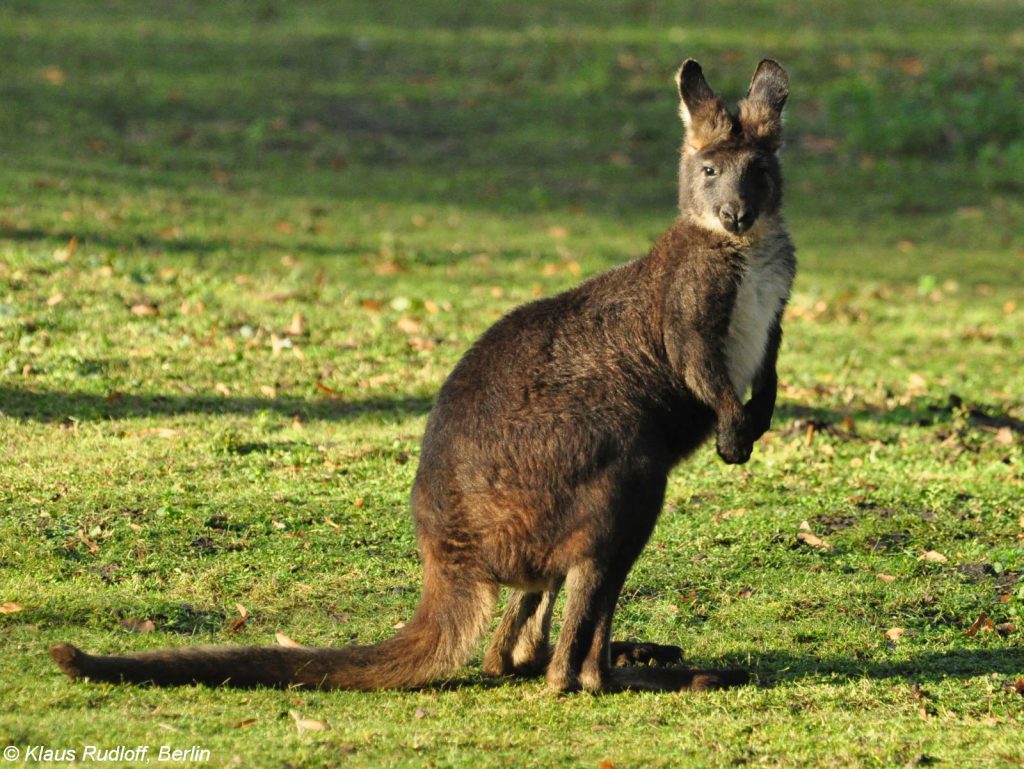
[719,203,754,234]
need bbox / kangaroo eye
[702,166,717,177]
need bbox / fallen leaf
[315,381,341,398]
[232,719,257,729]
[919,550,948,564]
[885,627,904,642]
[46,293,65,307]
[1008,678,1024,696]
[235,603,249,619]
[995,427,1014,446]
[414,707,428,719]
[120,618,156,633]
[877,573,897,583]
[259,385,277,398]
[996,623,1017,636]
[907,372,927,390]
[137,427,178,439]
[965,611,995,638]
[797,532,833,550]
[396,316,422,335]
[0,602,24,614]
[547,225,569,239]
[276,632,304,648]
[798,520,812,532]
[41,66,66,86]
[323,517,339,529]
[130,302,159,317]
[804,423,816,445]
[287,312,304,336]
[77,532,100,554]
[214,382,231,396]
[274,220,294,234]
[289,710,329,733]
[896,57,926,77]
[599,761,616,769]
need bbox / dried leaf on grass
[885,627,904,642]
[137,427,178,439]
[289,710,329,733]
[964,611,995,637]
[121,618,156,633]
[877,573,897,583]
[797,532,833,550]
[275,632,304,648]
[315,381,341,398]
[227,604,249,633]
[0,602,24,614]
[919,550,948,564]
[130,302,159,317]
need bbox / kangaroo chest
[724,240,793,398]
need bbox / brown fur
[50,58,795,694]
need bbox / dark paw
[610,641,683,667]
[716,433,753,465]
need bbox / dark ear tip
[755,58,789,83]
[679,59,703,78]
[676,59,707,98]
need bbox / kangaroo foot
[609,665,749,691]
[609,641,683,667]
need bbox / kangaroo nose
[719,204,752,234]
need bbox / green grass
[1,1,1023,767]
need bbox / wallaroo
[51,58,796,694]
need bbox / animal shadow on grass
[776,397,1024,435]
[746,648,1024,688]
[0,385,433,424]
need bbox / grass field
[1,1,1023,767]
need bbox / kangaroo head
[675,59,789,237]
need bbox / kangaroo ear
[675,59,733,153]
[738,59,788,149]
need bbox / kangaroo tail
[49,568,496,690]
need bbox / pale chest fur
[724,231,795,398]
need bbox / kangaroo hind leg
[483,582,561,678]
